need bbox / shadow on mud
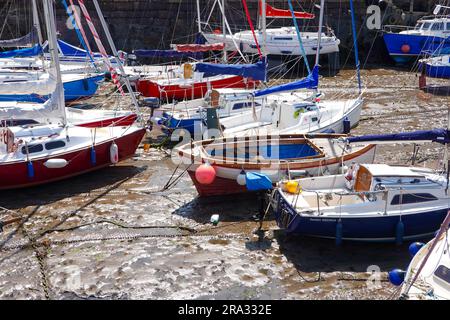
[274,230,418,273]
[0,165,147,210]
[171,192,267,223]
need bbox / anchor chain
[22,228,52,300]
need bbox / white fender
[44,158,68,169]
[110,142,119,164]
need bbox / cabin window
[446,23,450,31]
[45,140,66,150]
[390,193,438,205]
[431,22,445,30]
[232,102,260,110]
[21,144,43,154]
[434,265,450,285]
[274,37,293,41]
[414,23,423,30]
[422,22,431,30]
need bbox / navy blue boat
[383,14,450,64]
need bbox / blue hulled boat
[383,9,450,64]
[270,129,450,244]
[421,54,450,79]
[0,73,104,103]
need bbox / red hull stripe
[0,129,146,190]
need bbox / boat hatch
[434,265,450,289]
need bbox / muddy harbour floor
[0,68,449,300]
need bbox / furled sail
[0,45,42,58]
[346,129,450,145]
[260,1,315,19]
[195,59,266,81]
[254,65,319,97]
[133,49,203,59]
[0,28,38,48]
[175,43,225,52]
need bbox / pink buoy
[195,163,216,185]
[401,44,410,53]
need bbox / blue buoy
[409,242,425,257]
[396,220,404,245]
[90,147,96,166]
[343,117,351,134]
[388,269,406,286]
[27,161,34,179]
[335,220,343,246]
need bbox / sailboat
[390,212,450,300]
[0,0,145,190]
[214,0,363,137]
[270,128,450,243]
[201,0,340,58]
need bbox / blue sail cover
[57,40,102,59]
[254,65,319,97]
[245,172,273,191]
[347,129,450,145]
[195,59,267,81]
[0,45,42,58]
[133,49,203,59]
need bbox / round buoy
[285,180,301,194]
[195,163,216,185]
[408,242,425,257]
[236,170,246,186]
[44,159,68,169]
[388,269,406,286]
[110,142,119,164]
[401,44,411,54]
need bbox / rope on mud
[41,219,197,235]
[296,269,322,283]
[141,164,192,194]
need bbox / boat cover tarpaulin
[0,45,42,58]
[245,172,273,191]
[195,59,267,81]
[347,129,450,145]
[260,1,315,19]
[175,43,224,52]
[133,49,203,59]
[0,28,38,48]
[254,64,318,97]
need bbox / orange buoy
[195,163,216,185]
[401,44,410,53]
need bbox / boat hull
[383,33,450,64]
[136,75,258,102]
[75,114,138,128]
[187,144,376,197]
[424,63,450,79]
[273,189,447,242]
[0,128,145,190]
[0,74,104,103]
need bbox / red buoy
[401,44,410,53]
[195,163,216,185]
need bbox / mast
[313,0,325,95]
[32,0,44,46]
[42,0,66,125]
[196,0,202,33]
[92,0,141,116]
[314,0,325,67]
[349,0,362,94]
[221,0,227,62]
[261,0,267,60]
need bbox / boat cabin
[352,164,431,193]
